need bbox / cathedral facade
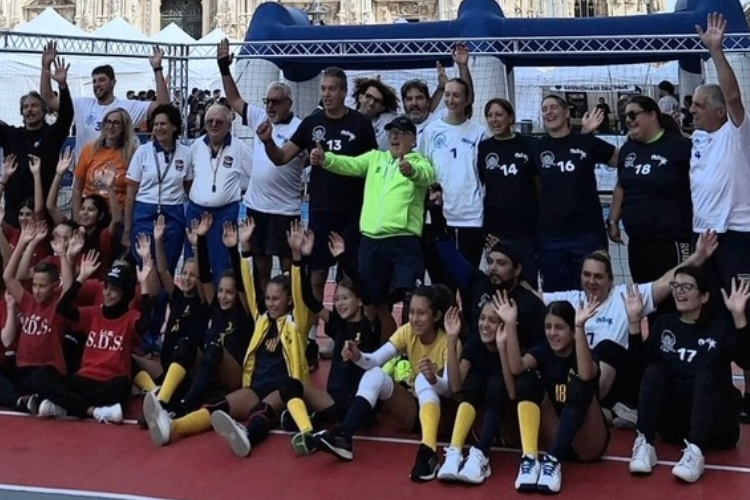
[1,0,663,41]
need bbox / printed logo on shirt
[570,148,587,159]
[223,156,234,168]
[692,133,712,159]
[623,153,637,169]
[175,159,185,171]
[312,126,326,142]
[540,150,556,169]
[353,332,362,345]
[461,137,478,148]
[341,130,357,142]
[22,314,51,336]
[86,329,125,351]
[651,154,668,166]
[433,133,447,149]
[515,152,529,162]
[660,329,676,353]
[595,316,613,326]
[697,337,717,351]
[485,153,500,170]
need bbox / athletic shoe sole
[211,411,251,458]
[143,392,168,447]
[317,435,353,461]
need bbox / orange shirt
[74,142,129,208]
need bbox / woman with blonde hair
[72,107,137,228]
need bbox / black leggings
[462,372,509,455]
[44,374,131,418]
[637,362,740,450]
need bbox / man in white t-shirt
[657,80,680,116]
[690,12,750,421]
[186,104,252,283]
[218,39,306,290]
[40,42,169,159]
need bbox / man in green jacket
[311,115,435,339]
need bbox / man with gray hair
[218,39,306,290]
[690,13,750,424]
[0,51,72,227]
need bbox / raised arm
[134,233,160,297]
[2,222,36,303]
[429,61,447,112]
[152,215,175,298]
[28,155,45,218]
[100,165,122,233]
[222,221,249,315]
[0,154,18,204]
[697,12,745,126]
[39,42,61,112]
[0,293,18,349]
[0,208,11,270]
[185,218,207,304]
[217,38,247,115]
[444,307,466,394]
[453,43,474,105]
[147,46,170,116]
[652,231,718,304]
[47,149,74,225]
[493,290,526,376]
[17,221,48,281]
[194,213,215,301]
[297,229,328,322]
[56,249,101,322]
[573,299,600,381]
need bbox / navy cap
[384,115,417,136]
[103,264,134,292]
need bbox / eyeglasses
[625,109,647,121]
[388,129,412,138]
[263,98,288,106]
[363,92,384,106]
[669,281,697,293]
[205,118,226,126]
[104,119,122,128]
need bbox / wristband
[218,58,231,76]
[152,66,163,72]
[240,249,253,258]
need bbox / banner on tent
[550,84,641,92]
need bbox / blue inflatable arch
[241,0,748,81]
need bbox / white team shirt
[188,134,252,207]
[658,95,680,115]
[372,112,398,150]
[126,142,193,206]
[242,105,305,216]
[690,116,750,232]
[419,118,486,227]
[415,109,447,148]
[543,283,656,349]
[72,97,150,159]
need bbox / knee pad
[566,376,596,413]
[278,377,305,403]
[515,370,545,405]
[248,401,276,425]
[200,341,224,370]
[357,367,393,406]
[172,337,198,368]
[415,373,440,406]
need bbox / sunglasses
[263,98,288,106]
[625,109,647,121]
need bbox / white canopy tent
[13,7,89,37]
[151,23,196,45]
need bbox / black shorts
[593,340,628,373]
[308,210,361,272]
[245,207,298,259]
[358,235,424,304]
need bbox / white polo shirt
[188,134,252,208]
[372,112,398,150]
[691,115,750,232]
[543,283,656,349]
[126,141,193,206]
[241,105,305,216]
[72,97,150,159]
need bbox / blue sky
[664,0,677,11]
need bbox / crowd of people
[1,11,750,494]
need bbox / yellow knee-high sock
[159,364,187,403]
[287,398,313,433]
[517,401,541,458]
[450,402,477,449]
[133,371,157,392]
[420,402,441,451]
[172,409,211,438]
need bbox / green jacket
[323,150,435,239]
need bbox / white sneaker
[536,454,562,494]
[457,446,491,484]
[671,441,705,483]
[143,393,172,446]
[92,404,124,424]
[38,399,67,418]
[437,446,464,482]
[629,432,657,474]
[211,410,251,458]
[612,402,638,429]
[514,454,541,492]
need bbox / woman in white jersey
[538,232,716,406]
[419,78,486,266]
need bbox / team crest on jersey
[341,130,356,142]
[433,133,447,149]
[312,126,326,142]
[515,152,529,162]
[175,159,184,171]
[485,153,500,170]
[660,330,676,353]
[85,113,96,126]
[697,337,717,350]
[623,153,636,168]
[223,156,234,168]
[540,151,555,169]
[651,154,668,166]
[569,148,587,159]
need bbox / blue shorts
[358,235,424,304]
[245,207,298,259]
[308,210,361,272]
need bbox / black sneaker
[306,339,319,373]
[316,427,353,461]
[16,394,39,415]
[410,444,439,482]
[740,394,750,424]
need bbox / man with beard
[437,235,546,350]
[0,53,72,227]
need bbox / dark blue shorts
[245,207,298,259]
[308,210,361,272]
[358,235,424,304]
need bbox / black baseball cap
[384,115,417,135]
[103,264,134,292]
